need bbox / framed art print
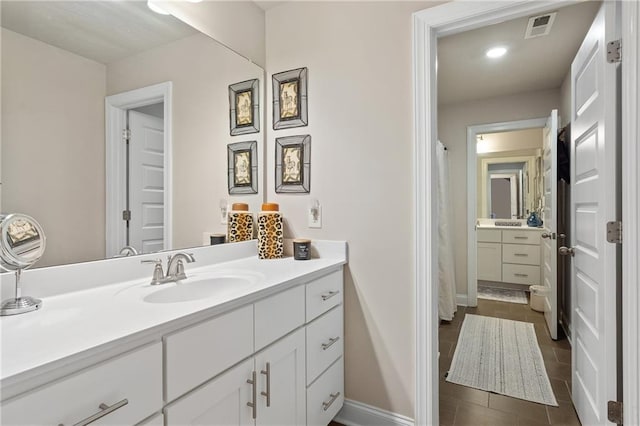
[229,79,260,135]
[275,135,311,193]
[228,141,258,194]
[272,67,308,130]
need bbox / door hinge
[608,400,623,424]
[122,210,131,221]
[607,39,621,63]
[122,129,131,142]
[606,221,622,244]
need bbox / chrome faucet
[141,252,195,285]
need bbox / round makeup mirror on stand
[0,213,46,315]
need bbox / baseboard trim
[456,293,468,307]
[334,399,415,426]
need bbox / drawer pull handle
[58,398,128,426]
[321,290,340,301]
[322,392,341,411]
[247,371,257,419]
[514,273,529,277]
[322,336,341,351]
[260,362,271,407]
[514,253,528,257]
[514,236,529,240]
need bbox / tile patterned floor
[439,299,580,426]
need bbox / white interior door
[542,109,558,340]
[570,3,619,424]
[129,110,165,254]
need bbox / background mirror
[476,128,543,219]
[1,1,265,268]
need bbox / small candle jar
[293,239,311,260]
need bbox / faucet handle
[141,259,165,285]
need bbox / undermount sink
[143,271,263,304]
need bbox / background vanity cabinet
[1,342,162,426]
[477,229,542,285]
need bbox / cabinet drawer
[477,229,501,243]
[306,306,343,386]
[255,285,305,351]
[502,230,540,245]
[1,342,162,426]
[502,244,541,265]
[477,242,502,282]
[307,359,344,426]
[306,269,343,322]
[165,305,253,402]
[502,264,541,285]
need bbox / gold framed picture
[229,79,260,135]
[272,68,308,130]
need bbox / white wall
[158,0,266,68]
[438,88,561,295]
[265,1,439,417]
[107,32,264,251]
[1,28,106,267]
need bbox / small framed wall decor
[229,79,260,135]
[228,141,258,194]
[275,135,311,193]
[272,67,308,130]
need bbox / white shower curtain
[437,141,457,321]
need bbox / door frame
[105,82,173,257]
[466,118,546,308]
[412,1,639,425]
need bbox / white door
[255,328,306,426]
[164,358,254,425]
[570,3,619,424]
[542,109,558,339]
[129,110,164,254]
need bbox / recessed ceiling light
[147,0,170,15]
[486,47,507,59]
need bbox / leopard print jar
[227,212,254,242]
[257,208,283,259]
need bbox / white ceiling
[1,1,197,64]
[438,1,601,106]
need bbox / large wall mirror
[476,129,543,220]
[1,1,265,268]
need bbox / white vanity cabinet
[0,342,163,426]
[477,228,542,285]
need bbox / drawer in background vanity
[502,264,541,285]
[502,230,541,245]
[502,244,541,265]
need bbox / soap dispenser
[257,203,284,259]
[227,203,254,242]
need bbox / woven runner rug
[446,314,558,406]
[477,286,528,304]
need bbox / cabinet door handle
[322,336,340,351]
[58,398,128,426]
[247,371,257,419]
[514,253,528,257]
[322,392,341,411]
[260,362,271,407]
[514,273,529,277]
[514,236,528,240]
[321,290,339,301]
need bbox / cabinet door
[164,359,254,426]
[255,328,306,426]
[477,242,502,281]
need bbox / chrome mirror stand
[0,269,42,316]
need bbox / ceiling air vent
[524,12,557,39]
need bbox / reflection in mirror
[476,129,543,219]
[1,1,265,268]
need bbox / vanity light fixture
[147,0,170,15]
[486,46,508,59]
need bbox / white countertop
[476,218,543,231]
[0,242,347,397]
